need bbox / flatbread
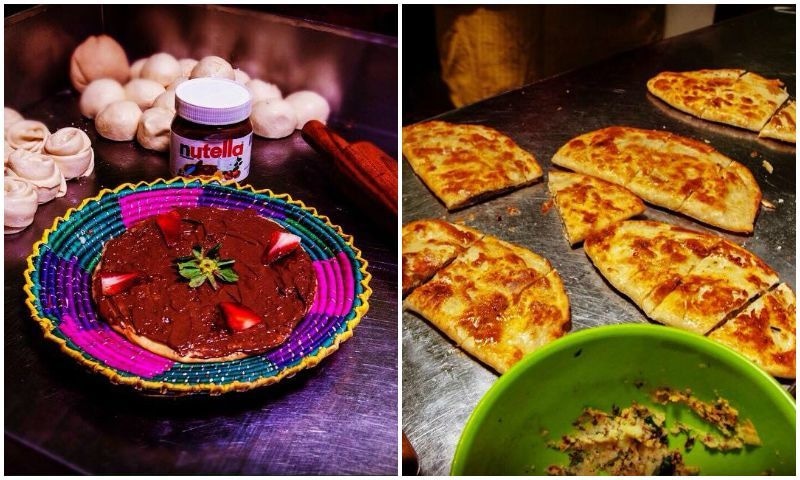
[92,261,247,363]
[548,170,645,245]
[405,234,569,373]
[585,220,781,338]
[648,69,790,132]
[759,100,796,143]
[552,127,761,233]
[647,69,745,119]
[701,72,790,131]
[401,219,483,296]
[583,220,718,316]
[650,239,779,334]
[402,121,543,209]
[709,283,796,379]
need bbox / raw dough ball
[4,176,38,234]
[79,78,126,119]
[152,89,176,112]
[124,78,165,110]
[6,120,50,152]
[250,100,297,139]
[178,58,198,78]
[7,149,67,203]
[130,57,147,78]
[136,107,173,152]
[95,100,142,141]
[166,76,188,92]
[5,141,15,165]
[141,52,182,87]
[69,34,130,92]
[246,79,282,103]
[233,68,251,84]
[4,107,24,137]
[44,127,94,179]
[284,91,330,128]
[190,56,235,80]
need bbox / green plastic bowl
[452,324,795,475]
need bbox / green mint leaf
[179,268,201,279]
[216,268,239,283]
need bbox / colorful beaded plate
[23,178,371,394]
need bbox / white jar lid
[175,78,252,125]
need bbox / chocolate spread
[92,207,316,359]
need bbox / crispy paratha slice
[405,234,569,373]
[647,69,745,118]
[548,171,645,245]
[402,121,543,209]
[709,283,796,378]
[650,239,779,334]
[583,221,718,316]
[759,100,796,143]
[401,219,483,296]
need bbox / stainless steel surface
[402,9,795,475]
[5,5,397,475]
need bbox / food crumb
[761,199,777,210]
[750,151,759,158]
[762,160,774,173]
[704,139,711,144]
[778,198,784,204]
[541,200,553,214]
[506,206,520,216]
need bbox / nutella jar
[170,78,253,181]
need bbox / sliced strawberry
[220,301,262,332]
[263,231,301,264]
[155,210,182,245]
[100,272,140,295]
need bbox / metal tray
[402,8,795,475]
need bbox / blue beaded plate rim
[22,177,372,395]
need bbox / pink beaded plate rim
[22,177,372,395]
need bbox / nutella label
[170,132,252,181]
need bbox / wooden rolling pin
[301,121,398,231]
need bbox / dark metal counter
[402,8,795,475]
[5,5,398,475]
